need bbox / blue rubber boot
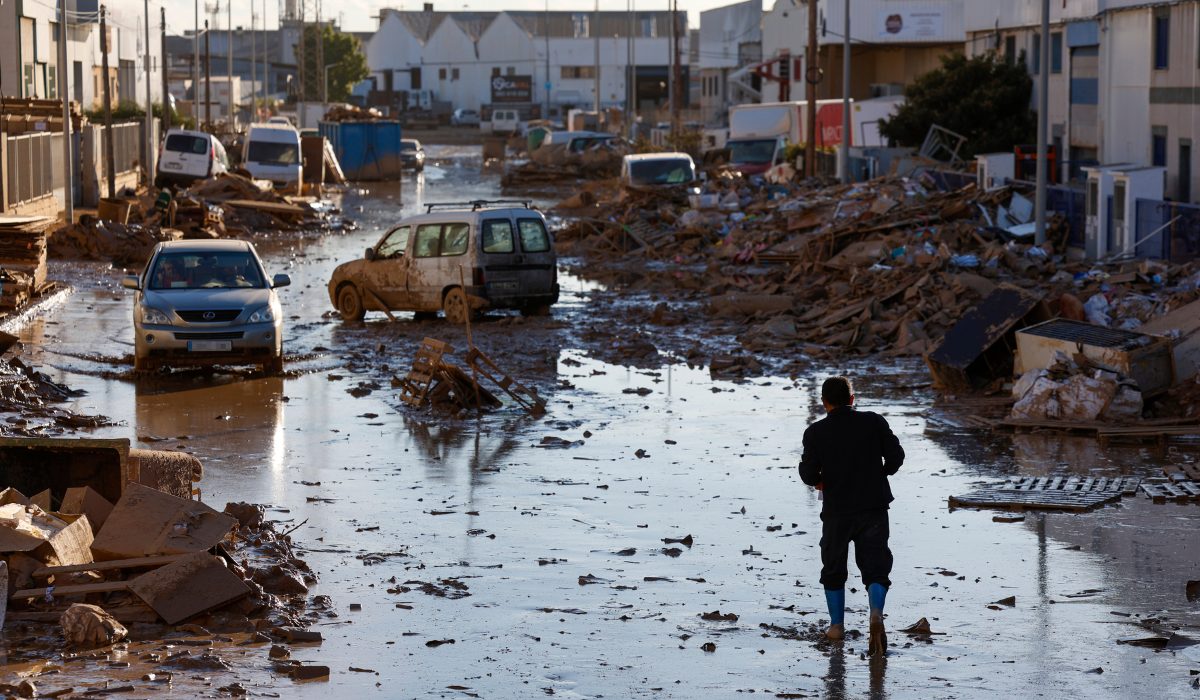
[824,589,845,640]
[868,583,887,656]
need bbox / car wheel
[264,355,285,376]
[521,304,552,317]
[338,285,366,322]
[442,287,476,324]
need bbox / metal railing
[5,131,63,207]
[102,121,142,178]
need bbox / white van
[490,109,521,136]
[155,129,229,189]
[242,124,303,187]
[620,153,697,186]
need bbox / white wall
[699,0,762,70]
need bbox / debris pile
[322,105,385,122]
[1010,355,1143,423]
[48,214,182,264]
[0,215,54,309]
[0,98,87,134]
[503,137,633,186]
[0,356,113,432]
[395,337,546,416]
[551,174,1199,367]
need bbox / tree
[878,52,1037,161]
[298,25,370,103]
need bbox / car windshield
[401,142,418,151]
[629,159,694,185]
[729,139,777,164]
[148,251,266,290]
[517,219,550,253]
[164,134,208,154]
[246,141,299,165]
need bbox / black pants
[819,507,892,590]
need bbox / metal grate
[1018,318,1147,348]
[177,310,242,323]
[173,331,244,340]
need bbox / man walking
[798,376,904,656]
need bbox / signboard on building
[876,10,943,39]
[492,75,532,103]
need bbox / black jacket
[798,405,904,515]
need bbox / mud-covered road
[9,145,1200,698]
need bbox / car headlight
[248,306,276,323]
[141,306,172,325]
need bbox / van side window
[414,225,442,258]
[441,223,470,256]
[377,226,410,259]
[517,219,550,253]
[481,219,514,253]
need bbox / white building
[365,8,680,118]
[2,0,166,110]
[698,0,762,124]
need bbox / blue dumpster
[317,121,404,181]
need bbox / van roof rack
[424,200,534,214]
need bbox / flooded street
[11,145,1200,697]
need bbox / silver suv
[123,240,291,374]
[328,200,558,322]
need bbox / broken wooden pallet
[1000,476,1140,495]
[398,338,455,407]
[1163,462,1200,483]
[948,489,1121,513]
[1140,482,1200,504]
[465,347,546,415]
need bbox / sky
[157,0,749,38]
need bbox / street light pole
[840,0,850,184]
[1035,0,1050,245]
[145,0,153,180]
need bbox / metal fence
[102,122,142,177]
[5,131,64,207]
[1134,198,1200,263]
[1046,185,1086,248]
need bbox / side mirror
[122,275,141,290]
[272,274,292,288]
[365,247,376,261]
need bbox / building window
[492,67,500,77]
[1152,127,1168,167]
[1050,32,1063,73]
[451,68,459,80]
[507,66,515,76]
[439,67,447,80]
[640,16,657,38]
[47,65,57,99]
[412,67,422,89]
[1180,140,1192,203]
[1154,6,1169,70]
[572,13,589,38]
[1004,36,1017,66]
[73,61,83,102]
[561,66,595,79]
[1032,33,1040,74]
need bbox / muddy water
[9,146,1200,697]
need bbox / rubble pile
[553,174,1199,364]
[322,105,385,122]
[1011,351,1143,422]
[0,356,113,433]
[503,138,633,186]
[48,215,182,264]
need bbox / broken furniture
[398,337,544,415]
[925,284,1052,390]
[1141,482,1200,503]
[950,475,1140,512]
[1014,319,1177,396]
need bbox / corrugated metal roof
[507,10,675,38]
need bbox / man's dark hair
[822,376,854,408]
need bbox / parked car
[122,239,291,374]
[155,129,229,189]
[401,139,426,172]
[620,153,697,186]
[242,124,303,187]
[327,201,559,323]
[267,116,295,128]
[404,110,439,130]
[490,109,521,135]
[542,130,617,153]
[451,109,480,127]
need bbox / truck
[724,96,905,175]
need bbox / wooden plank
[1064,477,1081,492]
[1142,484,1166,503]
[1081,477,1094,492]
[126,552,251,625]
[7,605,159,623]
[1049,477,1062,491]
[13,580,131,599]
[422,338,456,353]
[407,370,432,385]
[34,554,184,578]
[1178,482,1200,499]
[1095,477,1109,492]
[361,286,396,323]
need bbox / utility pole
[101,6,116,199]
[630,0,636,133]
[251,10,256,122]
[804,0,816,177]
[59,1,73,222]
[205,20,212,129]
[227,0,232,127]
[672,0,681,131]
[262,0,269,115]
[667,0,674,128]
[194,0,199,121]
[1034,0,1050,245]
[544,0,550,124]
[145,0,153,182]
[626,0,632,136]
[162,9,170,138]
[593,0,600,120]
[839,0,850,184]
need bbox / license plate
[163,162,182,170]
[188,341,231,352]
[490,281,519,292]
